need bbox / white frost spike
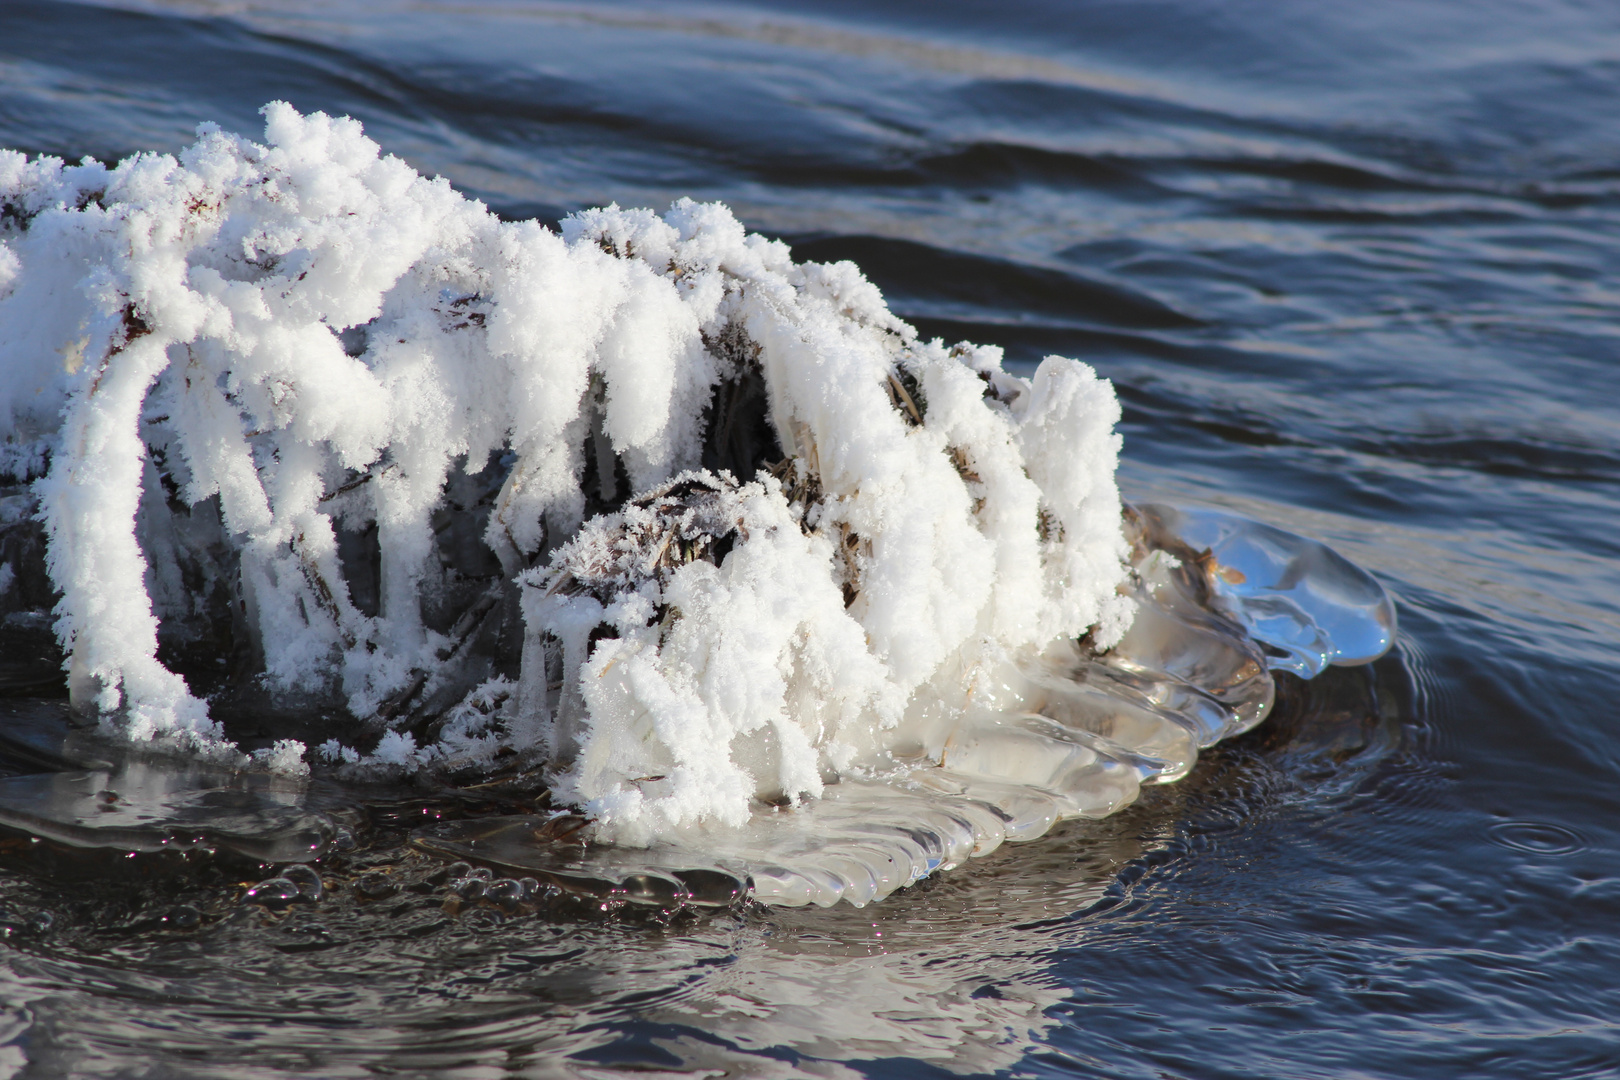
[531,473,900,844]
[1014,356,1136,648]
[0,105,1137,838]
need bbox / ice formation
[0,104,1147,842]
[0,106,1400,905]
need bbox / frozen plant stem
[0,104,1134,838]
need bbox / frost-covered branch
[0,104,1133,835]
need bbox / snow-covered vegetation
[0,105,1134,841]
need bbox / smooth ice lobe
[1131,504,1396,675]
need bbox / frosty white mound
[0,104,1140,842]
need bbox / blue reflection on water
[0,0,1618,1076]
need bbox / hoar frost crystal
[0,105,1137,844]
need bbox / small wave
[792,234,1202,329]
[1487,821,1584,857]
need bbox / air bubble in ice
[242,878,303,909]
[280,864,324,902]
[451,877,488,901]
[485,878,522,912]
[162,905,201,931]
[355,872,397,901]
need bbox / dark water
[2,0,1620,1075]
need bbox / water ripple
[1488,822,1585,857]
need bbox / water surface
[1,1,1618,1075]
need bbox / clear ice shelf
[0,503,1394,909]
